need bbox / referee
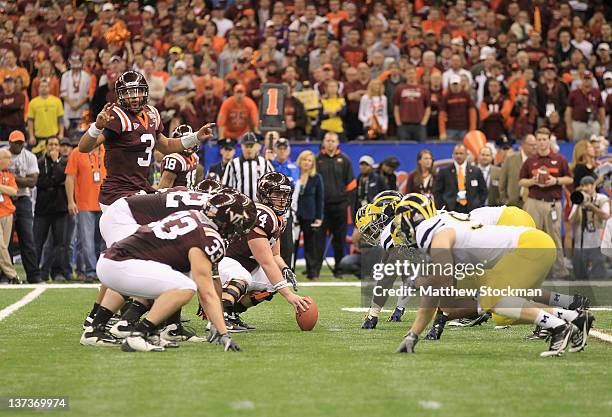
[221,132,274,201]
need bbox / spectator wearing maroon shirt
[427,72,444,140]
[566,71,605,141]
[439,74,477,141]
[518,127,572,279]
[479,78,512,143]
[510,88,538,139]
[535,62,568,125]
[123,0,143,37]
[0,76,26,141]
[344,63,370,140]
[393,65,431,142]
[337,2,364,41]
[340,29,367,68]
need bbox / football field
[1,276,611,417]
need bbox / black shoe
[424,312,448,340]
[8,276,22,285]
[230,313,255,330]
[53,275,67,283]
[568,294,590,310]
[333,270,344,279]
[526,325,551,340]
[80,326,121,346]
[82,316,94,330]
[361,315,378,329]
[540,323,577,357]
[224,313,248,333]
[388,307,405,322]
[448,312,491,327]
[569,310,595,353]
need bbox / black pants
[345,112,363,141]
[34,213,71,279]
[319,202,348,272]
[299,217,323,278]
[280,214,294,269]
[11,197,41,282]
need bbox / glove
[206,323,220,343]
[282,267,298,292]
[396,331,419,353]
[219,334,241,352]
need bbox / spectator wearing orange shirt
[0,149,19,284]
[0,50,31,90]
[65,145,106,283]
[217,84,259,140]
[421,7,446,39]
[224,56,257,88]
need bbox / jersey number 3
[138,133,155,167]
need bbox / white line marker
[418,400,442,410]
[590,330,612,344]
[0,287,46,322]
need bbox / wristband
[272,279,291,292]
[88,123,103,137]
[180,132,199,149]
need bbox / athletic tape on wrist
[273,279,291,292]
[88,123,103,137]
[180,132,199,149]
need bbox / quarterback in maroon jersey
[219,172,311,331]
[81,193,257,352]
[158,124,200,189]
[78,71,213,209]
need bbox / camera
[570,191,593,205]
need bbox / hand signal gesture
[95,103,115,130]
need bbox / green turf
[0,283,611,417]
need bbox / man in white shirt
[60,55,91,134]
[570,27,593,60]
[442,54,473,89]
[211,5,234,37]
[478,145,501,206]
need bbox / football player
[218,172,311,331]
[394,194,594,357]
[79,71,214,327]
[158,124,200,189]
[83,193,257,352]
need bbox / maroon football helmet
[257,172,293,215]
[195,178,224,194]
[115,71,149,113]
[204,192,257,241]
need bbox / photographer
[569,176,610,280]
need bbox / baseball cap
[143,5,155,15]
[545,62,556,70]
[102,3,114,12]
[3,75,14,82]
[580,176,595,186]
[109,55,122,64]
[239,132,259,145]
[518,88,529,95]
[582,70,593,79]
[243,9,254,16]
[597,43,610,52]
[382,156,400,169]
[450,74,461,85]
[480,46,496,60]
[359,155,375,166]
[602,71,612,81]
[169,46,182,55]
[275,138,289,148]
[60,137,73,146]
[234,83,246,93]
[8,130,25,142]
[451,37,464,46]
[174,60,186,70]
[323,63,334,71]
[218,138,236,149]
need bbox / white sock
[396,294,410,309]
[368,306,381,317]
[535,309,566,329]
[548,292,573,309]
[552,308,578,322]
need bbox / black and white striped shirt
[221,155,274,201]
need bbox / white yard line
[590,330,612,344]
[0,287,46,322]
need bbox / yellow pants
[497,206,536,228]
[459,229,556,317]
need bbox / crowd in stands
[0,0,610,283]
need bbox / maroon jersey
[106,210,225,271]
[100,104,164,205]
[225,203,284,272]
[126,187,210,225]
[160,153,199,188]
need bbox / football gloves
[282,267,298,292]
[207,325,241,352]
[396,331,419,353]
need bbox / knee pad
[222,279,248,303]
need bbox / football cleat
[396,331,419,353]
[82,316,94,330]
[80,326,121,347]
[568,294,590,311]
[526,325,550,340]
[424,312,448,340]
[447,313,491,327]
[229,313,255,330]
[121,334,166,352]
[110,320,137,339]
[224,313,248,333]
[388,307,405,322]
[146,334,179,349]
[569,310,595,353]
[160,323,207,342]
[361,315,378,329]
[540,323,577,357]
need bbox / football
[296,296,318,331]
